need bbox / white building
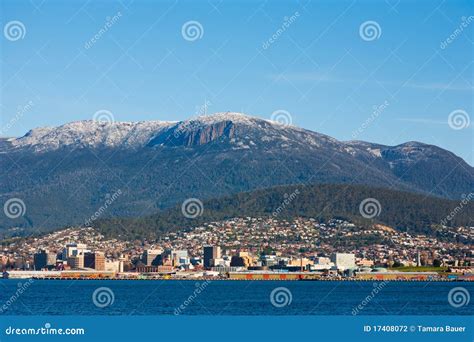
[330,253,355,270]
[62,243,88,261]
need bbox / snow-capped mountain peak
[11,119,176,152]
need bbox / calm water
[0,280,472,315]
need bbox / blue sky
[1,0,473,164]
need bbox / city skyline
[0,1,472,336]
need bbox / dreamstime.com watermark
[352,281,388,315]
[84,12,122,49]
[195,99,212,116]
[441,193,473,226]
[272,189,300,217]
[440,16,474,49]
[0,279,34,314]
[5,323,85,336]
[352,100,389,139]
[0,99,36,136]
[262,11,300,50]
[85,189,122,226]
[174,280,211,315]
[172,103,212,139]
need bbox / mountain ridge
[1,112,472,232]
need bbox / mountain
[93,183,474,241]
[1,112,472,232]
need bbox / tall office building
[203,246,221,268]
[33,249,56,270]
[143,249,162,266]
[84,252,105,271]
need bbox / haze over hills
[1,112,472,233]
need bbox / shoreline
[1,277,471,282]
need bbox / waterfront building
[315,257,331,265]
[330,253,355,270]
[67,254,84,269]
[143,249,162,266]
[190,257,202,266]
[33,249,56,270]
[210,258,226,267]
[84,252,105,271]
[135,265,174,273]
[164,249,189,266]
[287,257,313,268]
[355,271,439,281]
[230,252,252,268]
[62,243,88,260]
[356,258,374,267]
[203,246,221,268]
[260,255,278,267]
[105,260,121,272]
[210,266,243,273]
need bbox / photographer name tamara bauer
[363,325,467,333]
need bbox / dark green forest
[93,183,473,240]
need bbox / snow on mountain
[145,112,342,149]
[7,112,348,153]
[4,113,464,167]
[10,120,176,152]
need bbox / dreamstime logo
[359,21,382,41]
[181,198,204,219]
[92,287,114,308]
[181,21,204,42]
[3,198,26,219]
[359,198,381,219]
[271,109,292,127]
[448,109,470,130]
[270,287,292,308]
[448,287,470,308]
[93,109,115,124]
[4,21,26,41]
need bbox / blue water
[0,280,472,315]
